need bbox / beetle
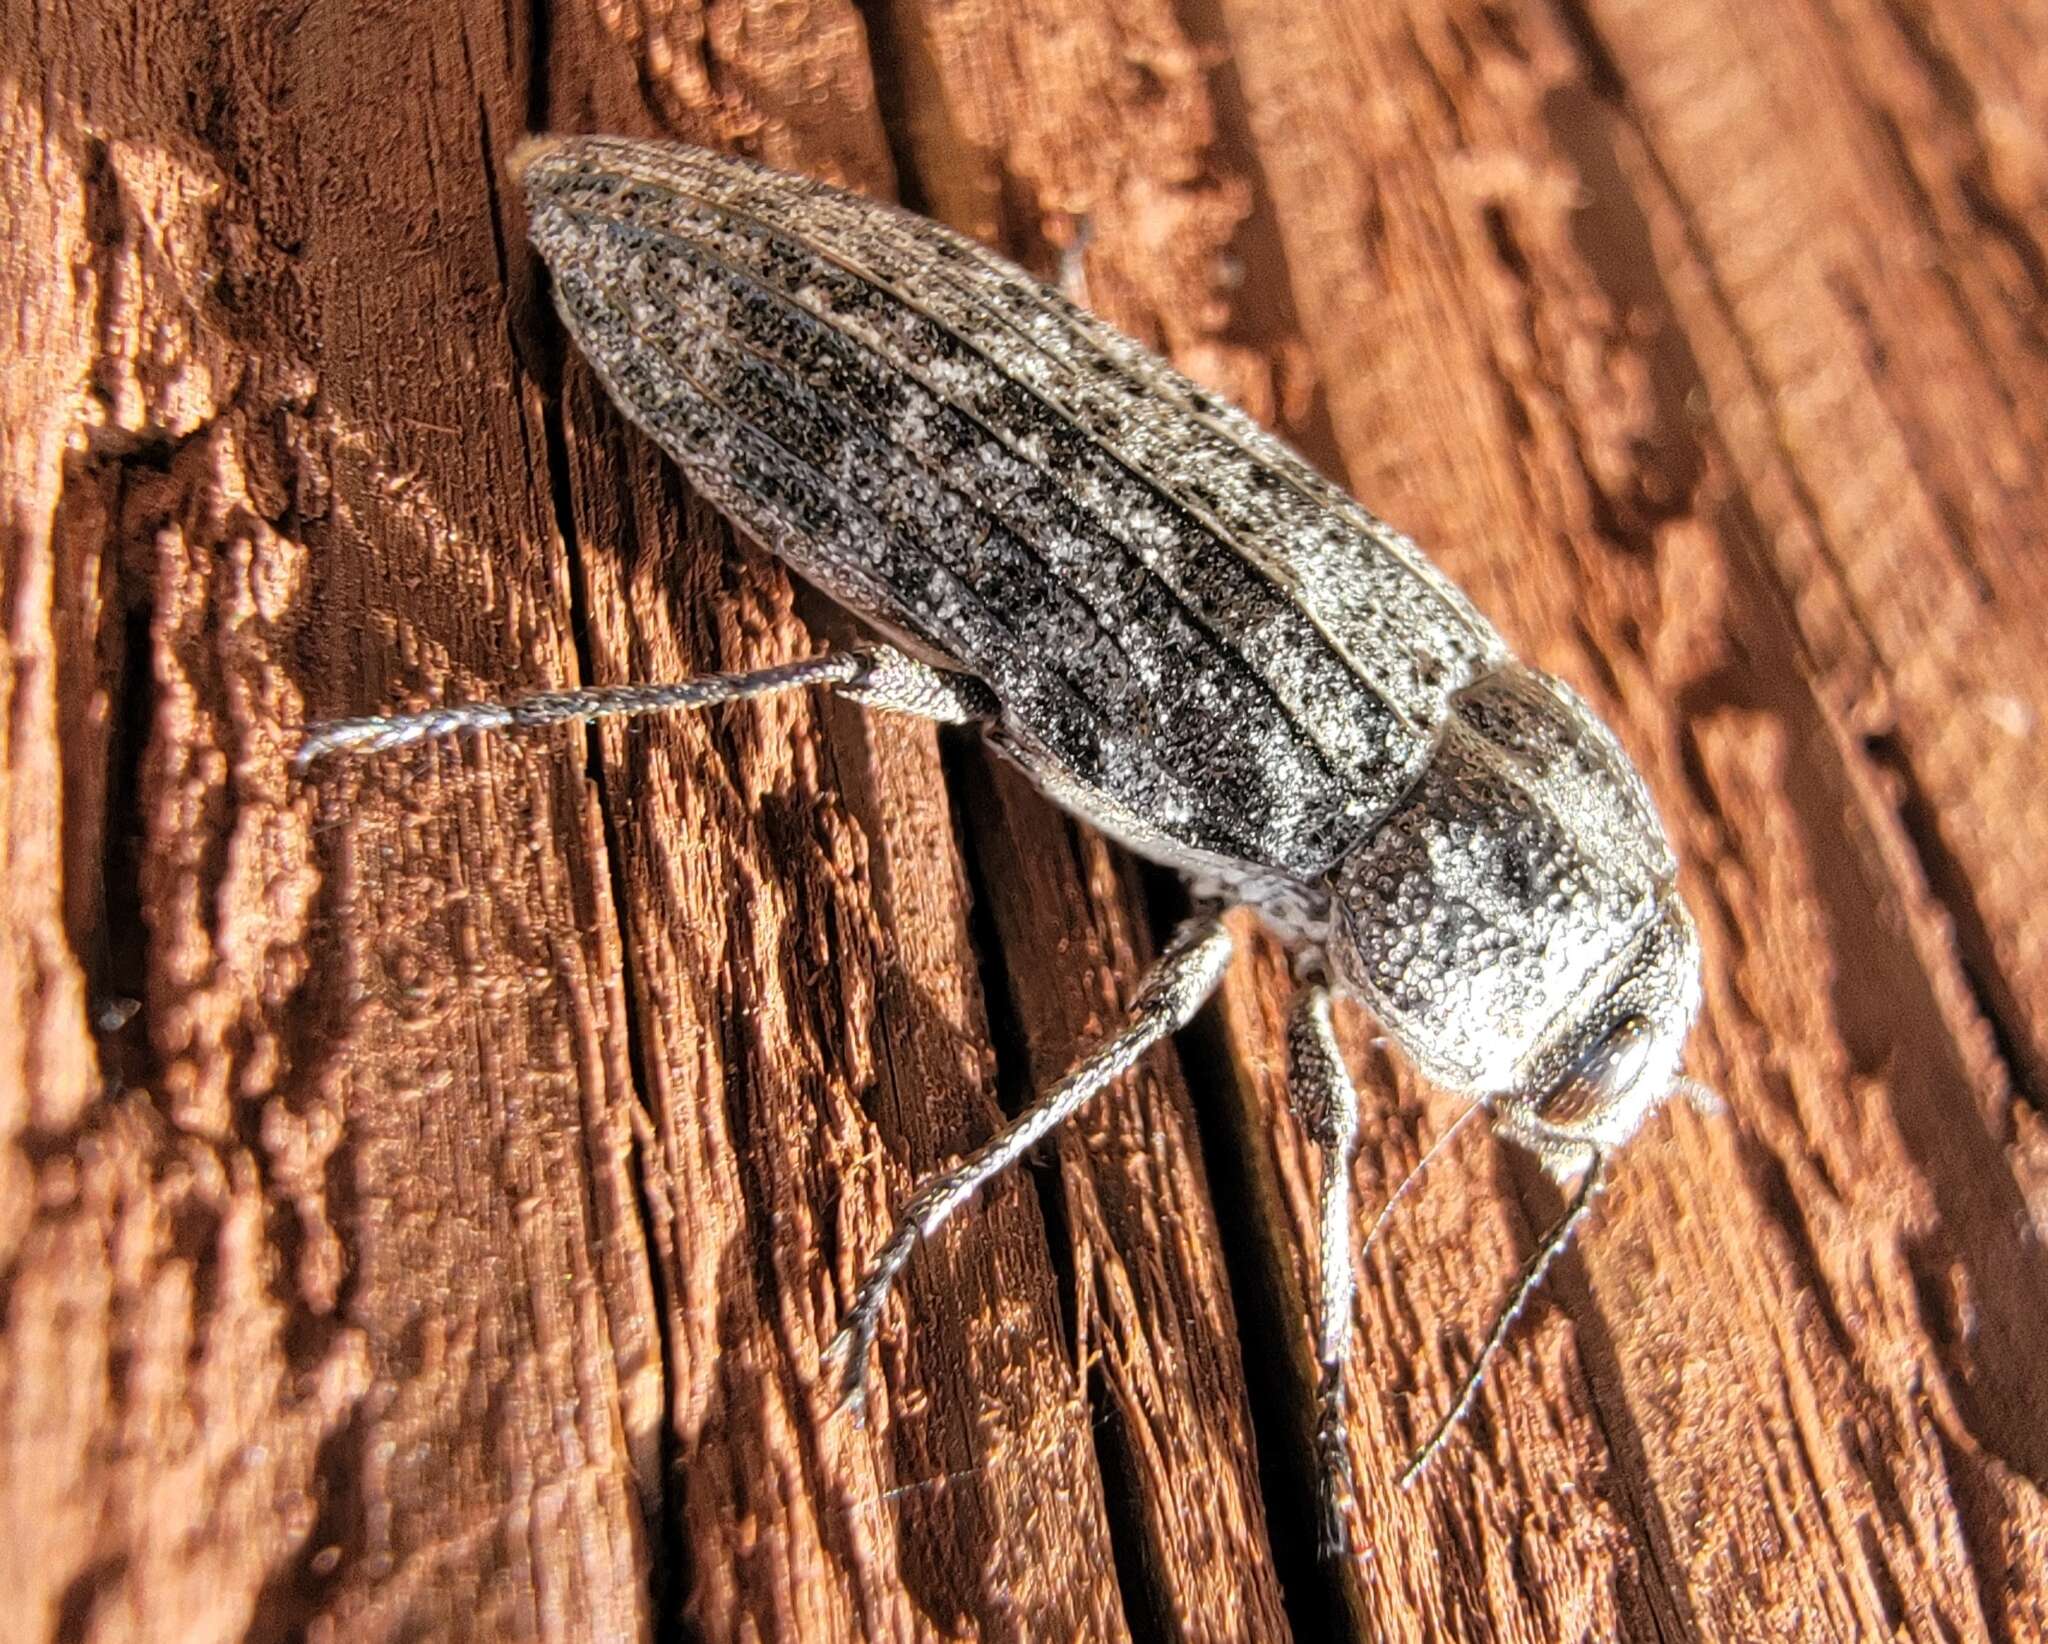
[301,135,1710,1551]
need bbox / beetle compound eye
[1542,1015,1657,1128]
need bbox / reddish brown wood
[3,1,2045,1639]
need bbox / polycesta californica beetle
[301,135,1714,1552]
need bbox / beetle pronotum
[302,135,1713,1552]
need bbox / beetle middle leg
[827,912,1235,1418]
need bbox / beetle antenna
[1398,1149,1605,1489]
[1358,1099,1486,1273]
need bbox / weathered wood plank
[4,1,2044,1640]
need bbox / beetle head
[1486,894,1703,1180]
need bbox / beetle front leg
[1286,983,1363,1559]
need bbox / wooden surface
[4,1,2046,1639]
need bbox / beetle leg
[294,644,993,768]
[1286,983,1364,1559]
[827,913,1235,1420]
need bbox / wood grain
[3,1,2043,1639]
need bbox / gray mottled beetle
[303,135,1709,1550]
